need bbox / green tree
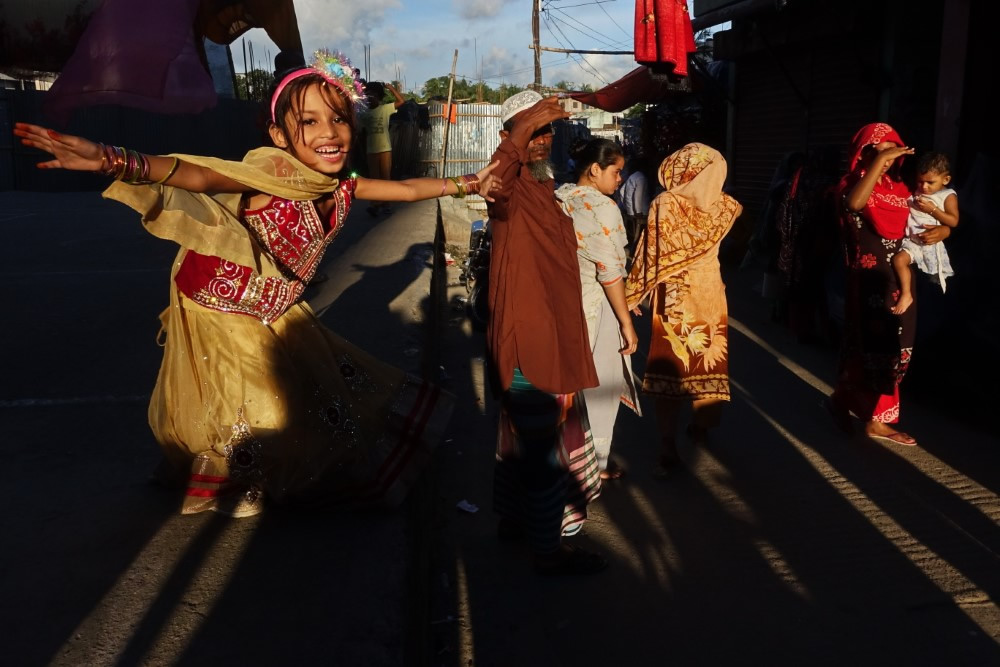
[624,103,647,118]
[418,76,537,104]
[235,69,274,102]
[420,75,451,100]
[421,76,496,102]
[551,80,595,93]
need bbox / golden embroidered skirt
[149,283,452,514]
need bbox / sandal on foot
[599,462,626,480]
[867,431,917,447]
[534,546,608,576]
[822,397,855,436]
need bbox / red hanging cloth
[634,0,697,77]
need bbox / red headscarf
[837,123,911,239]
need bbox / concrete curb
[408,199,478,666]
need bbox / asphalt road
[428,203,1000,666]
[0,191,439,666]
[3,189,999,666]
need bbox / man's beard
[528,159,554,182]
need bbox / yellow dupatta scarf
[103,147,342,269]
[625,143,742,309]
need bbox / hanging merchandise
[634,0,697,77]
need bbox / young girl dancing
[15,50,498,517]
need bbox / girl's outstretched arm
[14,122,253,193]
[355,160,501,204]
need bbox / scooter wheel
[467,282,489,331]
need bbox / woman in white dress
[556,138,641,479]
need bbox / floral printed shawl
[625,143,742,309]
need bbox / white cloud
[295,0,402,61]
[237,0,637,92]
[453,0,518,20]
[544,53,635,90]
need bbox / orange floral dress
[626,143,742,400]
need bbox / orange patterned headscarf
[625,143,742,309]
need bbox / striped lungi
[493,369,602,554]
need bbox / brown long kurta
[486,138,598,394]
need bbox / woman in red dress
[827,123,949,446]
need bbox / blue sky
[238,0,646,94]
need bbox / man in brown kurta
[487,93,598,394]
[486,91,605,575]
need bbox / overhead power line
[545,6,626,50]
[535,46,633,55]
[542,13,609,84]
[596,0,633,40]
[542,0,623,9]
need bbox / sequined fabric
[173,180,353,323]
[149,184,453,514]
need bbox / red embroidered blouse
[174,177,356,324]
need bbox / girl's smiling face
[269,81,353,175]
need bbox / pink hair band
[269,50,367,123]
[270,69,335,123]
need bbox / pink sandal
[866,431,917,447]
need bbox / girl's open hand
[13,122,103,172]
[477,160,502,202]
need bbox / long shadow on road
[2,196,440,666]
[430,259,1000,666]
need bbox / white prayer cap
[500,89,543,124]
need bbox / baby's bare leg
[891,250,914,315]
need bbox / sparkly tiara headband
[270,49,367,123]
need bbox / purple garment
[44,0,216,123]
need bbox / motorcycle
[460,218,491,330]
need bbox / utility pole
[532,0,542,89]
[478,56,484,103]
[439,49,459,179]
[529,1,633,87]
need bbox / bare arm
[845,145,914,212]
[355,160,500,203]
[386,83,406,109]
[14,122,253,193]
[914,192,959,228]
[601,278,638,355]
[916,223,952,245]
[508,96,569,150]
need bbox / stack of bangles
[98,144,179,185]
[441,173,481,199]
